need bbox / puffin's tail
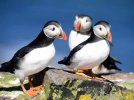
[92,56,122,74]
[103,56,122,71]
[58,57,70,66]
[112,57,122,65]
[106,63,121,71]
[108,57,122,71]
[0,62,14,73]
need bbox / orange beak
[75,20,81,31]
[108,33,112,42]
[61,31,68,41]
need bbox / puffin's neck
[28,30,54,47]
[83,28,105,43]
[86,27,93,35]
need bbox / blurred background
[0,0,133,72]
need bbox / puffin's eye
[99,27,102,30]
[52,27,55,31]
[86,19,89,22]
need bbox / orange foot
[31,85,44,91]
[69,68,86,73]
[69,68,106,81]
[25,88,38,96]
[92,76,105,81]
[84,69,106,81]
[76,72,93,79]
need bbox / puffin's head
[93,20,112,43]
[43,21,68,40]
[74,15,92,33]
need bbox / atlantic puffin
[0,21,67,96]
[68,15,121,74]
[58,20,118,78]
[91,21,121,74]
[69,15,92,50]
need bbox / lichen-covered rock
[46,79,117,100]
[32,69,129,100]
[0,69,134,100]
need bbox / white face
[74,16,92,32]
[43,25,61,38]
[81,17,92,31]
[93,25,108,38]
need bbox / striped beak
[104,32,113,47]
[55,31,68,41]
[75,20,81,31]
[61,31,68,41]
[107,32,112,42]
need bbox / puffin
[58,20,120,79]
[69,15,92,50]
[91,21,121,74]
[0,20,67,96]
[68,15,121,74]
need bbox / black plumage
[77,14,92,20]
[58,28,95,65]
[0,21,60,73]
[101,55,122,71]
[58,25,121,71]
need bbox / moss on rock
[117,80,134,91]
[46,79,120,100]
[0,70,134,100]
[0,72,18,87]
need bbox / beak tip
[108,33,112,42]
[62,31,68,41]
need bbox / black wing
[0,46,34,72]
[58,29,95,65]
[10,46,33,68]
[102,55,122,71]
[9,32,49,68]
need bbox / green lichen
[35,90,48,100]
[94,91,134,100]
[71,90,77,96]
[65,79,82,88]
[16,94,32,100]
[64,79,82,97]
[1,72,134,100]
[52,88,63,100]
[117,80,134,91]
[0,72,17,87]
[43,82,50,99]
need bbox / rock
[102,73,134,91]
[32,68,89,86]
[47,79,115,100]
[32,69,125,100]
[0,69,134,100]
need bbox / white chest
[72,40,110,68]
[19,43,55,76]
[69,30,90,50]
